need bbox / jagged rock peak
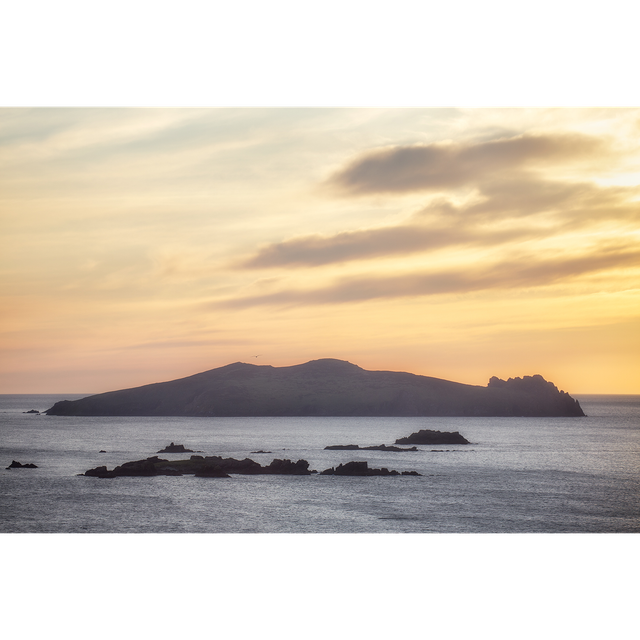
[488,374,561,393]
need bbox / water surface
[1,394,638,532]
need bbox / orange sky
[1,107,639,393]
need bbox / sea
[0,393,638,534]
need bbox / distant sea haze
[43,359,585,418]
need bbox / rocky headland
[44,359,585,418]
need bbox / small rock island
[320,461,421,476]
[6,460,38,469]
[157,443,194,453]
[394,429,471,445]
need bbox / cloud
[239,222,542,268]
[218,242,640,308]
[238,175,640,269]
[234,129,636,272]
[466,178,640,222]
[327,132,607,195]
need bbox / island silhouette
[45,358,584,417]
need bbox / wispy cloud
[219,242,640,308]
[238,222,543,268]
[327,132,607,195]
[238,174,640,269]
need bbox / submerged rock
[395,429,470,445]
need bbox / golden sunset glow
[1,108,639,393]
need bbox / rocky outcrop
[325,444,419,451]
[23,409,40,414]
[114,456,163,476]
[6,460,38,469]
[263,458,313,475]
[486,374,585,416]
[84,465,116,478]
[83,455,314,478]
[44,358,585,417]
[394,429,471,445]
[82,453,424,478]
[320,461,421,476]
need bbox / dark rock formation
[83,455,314,478]
[262,459,312,475]
[325,444,419,451]
[320,461,421,476]
[23,409,39,414]
[6,460,38,469]
[84,465,116,478]
[44,358,585,417]
[199,456,264,475]
[251,450,272,454]
[195,458,311,477]
[325,444,359,450]
[157,442,194,453]
[395,429,471,445]
[113,456,165,476]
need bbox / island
[394,429,471,445]
[45,358,585,417]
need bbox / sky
[1,107,639,394]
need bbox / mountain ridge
[44,358,585,417]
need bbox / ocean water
[0,393,638,533]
